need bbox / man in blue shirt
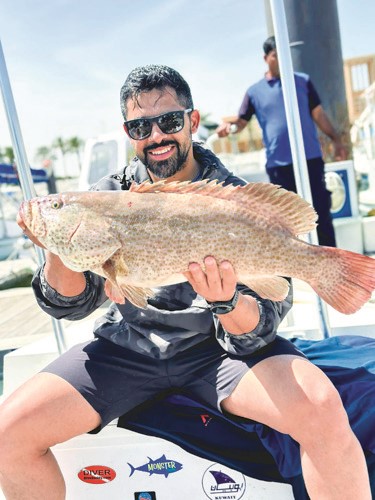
[217,36,347,247]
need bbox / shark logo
[202,463,246,499]
[128,455,183,478]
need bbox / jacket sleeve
[214,280,293,356]
[31,265,108,321]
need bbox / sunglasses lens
[126,119,152,140]
[125,110,189,140]
[158,111,184,134]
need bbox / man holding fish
[1,65,372,499]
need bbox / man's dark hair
[263,35,276,55]
[120,64,194,119]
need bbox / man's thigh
[0,371,101,449]
[173,335,306,415]
[221,351,337,434]
[40,338,171,430]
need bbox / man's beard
[142,140,191,179]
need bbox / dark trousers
[266,157,336,247]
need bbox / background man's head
[263,36,279,77]
[263,35,276,56]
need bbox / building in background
[344,54,375,124]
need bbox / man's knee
[288,382,350,445]
[0,406,46,468]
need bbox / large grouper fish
[18,180,375,314]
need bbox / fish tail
[128,463,135,477]
[309,247,375,314]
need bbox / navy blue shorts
[42,335,306,430]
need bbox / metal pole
[269,0,331,338]
[0,39,67,353]
[284,0,350,159]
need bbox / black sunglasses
[124,108,193,140]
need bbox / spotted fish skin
[19,180,375,314]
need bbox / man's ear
[190,109,200,134]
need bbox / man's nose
[149,122,166,142]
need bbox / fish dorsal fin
[130,180,317,236]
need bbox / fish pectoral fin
[104,280,154,308]
[100,259,154,307]
[119,283,155,309]
[104,280,126,304]
[101,258,128,304]
[241,275,290,301]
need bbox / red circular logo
[78,465,116,484]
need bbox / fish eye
[51,200,62,209]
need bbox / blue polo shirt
[238,72,322,168]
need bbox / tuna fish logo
[128,454,183,478]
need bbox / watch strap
[207,289,240,315]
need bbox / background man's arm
[311,104,348,161]
[216,117,249,138]
[216,90,255,138]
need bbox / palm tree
[66,136,84,172]
[4,146,15,164]
[35,146,57,169]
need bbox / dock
[0,285,108,351]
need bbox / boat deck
[0,285,109,351]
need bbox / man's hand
[215,122,232,138]
[311,105,348,161]
[184,256,237,303]
[332,139,348,161]
[216,118,248,139]
[184,256,260,334]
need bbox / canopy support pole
[269,0,331,338]
[0,39,67,353]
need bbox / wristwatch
[207,290,240,315]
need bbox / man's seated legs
[222,354,371,499]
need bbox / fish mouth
[20,199,47,239]
[17,201,28,230]
[18,201,37,233]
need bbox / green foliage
[35,136,85,176]
[0,146,15,164]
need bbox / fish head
[19,193,84,254]
[19,192,122,271]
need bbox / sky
[0,0,375,171]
